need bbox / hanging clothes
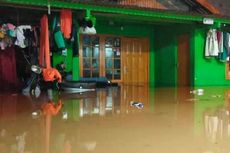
[0,47,19,91]
[15,25,31,48]
[217,31,224,53]
[52,16,67,55]
[218,32,228,62]
[60,9,72,39]
[39,15,51,68]
[205,29,219,57]
[224,32,230,61]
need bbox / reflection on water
[202,90,230,144]
[1,86,230,152]
[78,85,150,117]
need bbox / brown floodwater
[1,85,230,153]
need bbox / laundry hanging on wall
[39,15,51,68]
[205,28,230,62]
[60,9,72,39]
[0,23,15,50]
[0,23,39,51]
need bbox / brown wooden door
[122,38,149,85]
[178,34,190,86]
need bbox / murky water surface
[1,85,230,153]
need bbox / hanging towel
[224,32,230,61]
[205,29,219,57]
[39,15,51,68]
[60,9,72,39]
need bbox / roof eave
[2,0,230,24]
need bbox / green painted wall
[193,29,230,86]
[154,24,195,87]
[155,28,177,87]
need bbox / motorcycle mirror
[31,65,42,74]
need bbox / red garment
[216,31,221,44]
[60,9,72,39]
[42,68,62,83]
[0,47,19,91]
[39,15,51,68]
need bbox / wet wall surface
[0,85,230,153]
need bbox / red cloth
[60,9,72,39]
[0,47,19,91]
[216,31,221,44]
[39,15,51,68]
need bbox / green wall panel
[72,57,80,81]
[52,44,73,72]
[193,29,230,86]
[155,30,177,87]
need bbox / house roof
[207,0,230,16]
[195,0,220,14]
[1,0,230,25]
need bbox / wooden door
[122,38,149,85]
[178,34,190,86]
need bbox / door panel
[178,34,190,86]
[80,35,149,84]
[122,38,149,85]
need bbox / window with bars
[105,37,121,80]
[82,35,100,77]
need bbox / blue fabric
[79,77,108,82]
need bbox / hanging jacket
[60,9,72,39]
[224,32,230,60]
[52,16,66,55]
[217,31,224,53]
[205,29,219,57]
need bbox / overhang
[1,0,230,25]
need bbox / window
[82,35,100,77]
[81,35,121,82]
[105,37,121,80]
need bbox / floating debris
[190,89,204,95]
[130,101,144,109]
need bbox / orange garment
[39,15,51,68]
[41,100,63,116]
[60,9,72,39]
[42,68,62,83]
